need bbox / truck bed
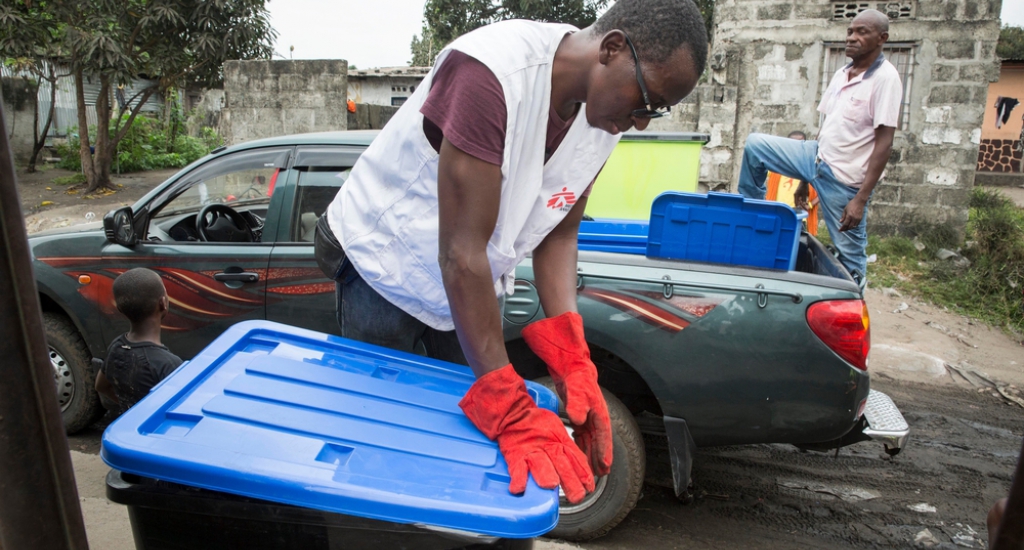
[576,234,858,294]
[513,231,868,448]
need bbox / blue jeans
[738,133,869,286]
[334,260,472,365]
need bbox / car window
[290,168,349,242]
[152,148,292,220]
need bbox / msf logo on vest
[547,188,577,212]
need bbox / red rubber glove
[460,364,595,503]
[522,311,613,477]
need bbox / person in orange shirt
[765,131,820,236]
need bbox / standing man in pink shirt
[738,9,902,289]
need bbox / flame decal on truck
[40,257,335,332]
[578,286,723,333]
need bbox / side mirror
[103,207,138,247]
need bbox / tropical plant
[1,0,275,193]
[0,1,70,173]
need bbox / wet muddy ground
[69,378,1022,549]
[573,378,1022,549]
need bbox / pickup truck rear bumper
[862,390,910,456]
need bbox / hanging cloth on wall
[995,96,1019,129]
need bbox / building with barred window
[648,0,1003,236]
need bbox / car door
[99,146,293,359]
[265,146,363,335]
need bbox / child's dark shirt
[102,334,182,414]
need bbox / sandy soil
[867,286,1024,388]
[16,166,179,234]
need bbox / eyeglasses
[624,34,671,119]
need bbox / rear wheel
[533,376,645,541]
[44,313,103,433]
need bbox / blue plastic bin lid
[101,321,560,538]
[647,191,802,270]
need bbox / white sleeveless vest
[327,20,621,330]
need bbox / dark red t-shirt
[420,50,579,167]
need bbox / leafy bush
[54,138,83,171]
[869,188,1024,333]
[53,115,222,174]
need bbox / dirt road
[568,285,1023,549]
[17,166,177,234]
[573,376,1021,549]
[69,373,1020,549]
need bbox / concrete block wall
[873,0,1001,234]
[347,103,399,130]
[220,60,348,145]
[705,0,1002,237]
[704,1,831,192]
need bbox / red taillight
[806,300,870,371]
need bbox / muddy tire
[533,376,645,541]
[44,313,103,433]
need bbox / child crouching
[95,268,182,415]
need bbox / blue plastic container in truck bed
[578,219,649,255]
[101,320,560,545]
[647,192,801,270]
[579,192,803,270]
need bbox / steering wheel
[196,203,254,243]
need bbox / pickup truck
[29,130,909,541]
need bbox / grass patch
[51,173,86,186]
[868,188,1024,334]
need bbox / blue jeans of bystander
[737,133,869,287]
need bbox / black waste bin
[107,469,532,550]
[101,322,559,548]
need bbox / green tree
[0,1,70,173]
[409,0,610,66]
[409,24,436,66]
[409,0,717,66]
[2,0,276,193]
[997,25,1024,60]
